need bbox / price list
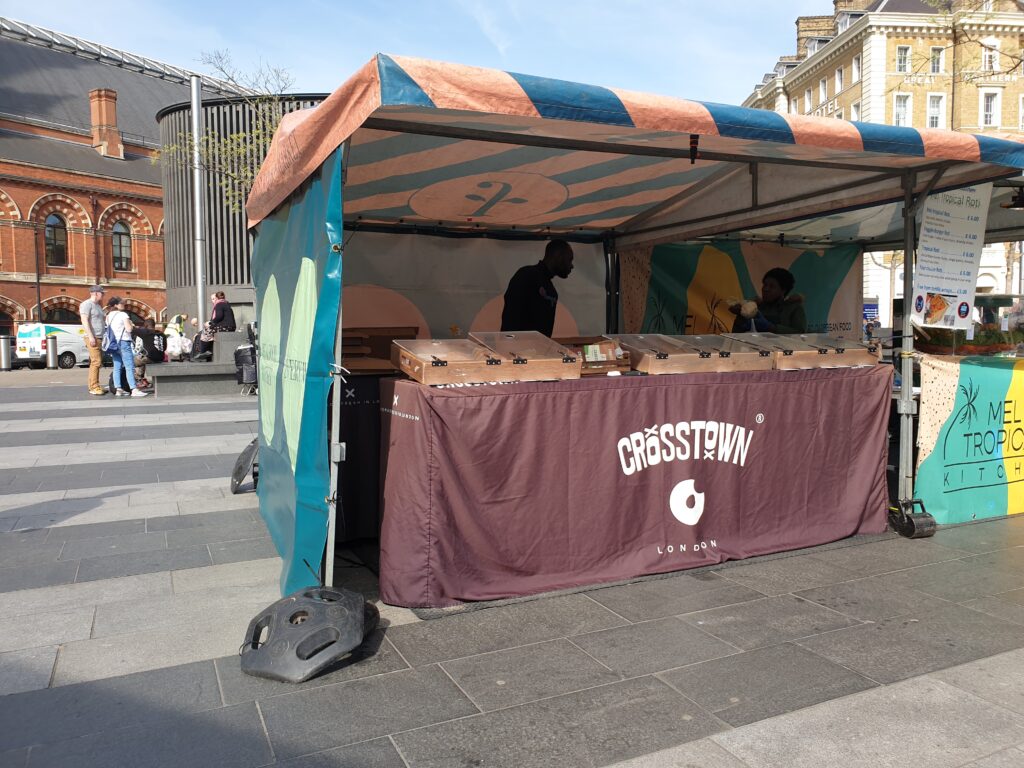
[910,183,992,329]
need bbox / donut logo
[669,479,705,526]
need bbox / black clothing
[132,328,166,364]
[500,262,558,336]
[210,301,236,331]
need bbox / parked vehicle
[14,323,90,369]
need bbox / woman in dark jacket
[210,291,236,331]
[730,267,807,334]
[193,292,237,360]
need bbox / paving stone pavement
[2,379,1024,767]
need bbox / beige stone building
[744,0,1024,325]
[746,0,1024,131]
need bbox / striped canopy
[248,54,1024,244]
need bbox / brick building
[0,18,240,336]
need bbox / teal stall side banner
[915,355,1023,525]
[251,149,344,595]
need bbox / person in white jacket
[104,296,149,398]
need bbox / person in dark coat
[500,240,574,337]
[193,292,237,361]
[209,291,236,332]
[730,267,807,335]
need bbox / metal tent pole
[325,143,350,588]
[325,266,345,588]
[604,238,619,333]
[898,172,917,504]
[894,171,937,538]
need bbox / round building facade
[157,95,324,326]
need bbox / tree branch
[156,50,299,213]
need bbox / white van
[15,323,90,369]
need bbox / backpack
[101,323,118,353]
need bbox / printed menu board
[910,184,992,329]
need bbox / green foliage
[156,51,295,214]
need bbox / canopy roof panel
[248,54,1024,244]
[733,183,1024,250]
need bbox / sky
[1,0,827,104]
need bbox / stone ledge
[211,333,250,365]
[150,362,241,397]
[151,363,236,377]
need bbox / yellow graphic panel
[686,246,743,335]
[1006,359,1024,516]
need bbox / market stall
[247,54,1024,598]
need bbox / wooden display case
[554,336,631,375]
[611,334,774,374]
[469,331,582,381]
[671,334,774,372]
[797,334,882,367]
[723,332,837,370]
[391,339,515,385]
[606,334,693,374]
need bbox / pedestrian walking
[79,285,107,396]
[103,297,148,398]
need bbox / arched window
[43,307,80,324]
[44,214,67,267]
[112,221,132,271]
[0,311,12,337]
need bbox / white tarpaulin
[340,232,606,338]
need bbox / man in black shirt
[500,240,574,336]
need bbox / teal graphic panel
[916,355,1024,524]
[251,149,344,594]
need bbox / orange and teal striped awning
[248,54,1024,245]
